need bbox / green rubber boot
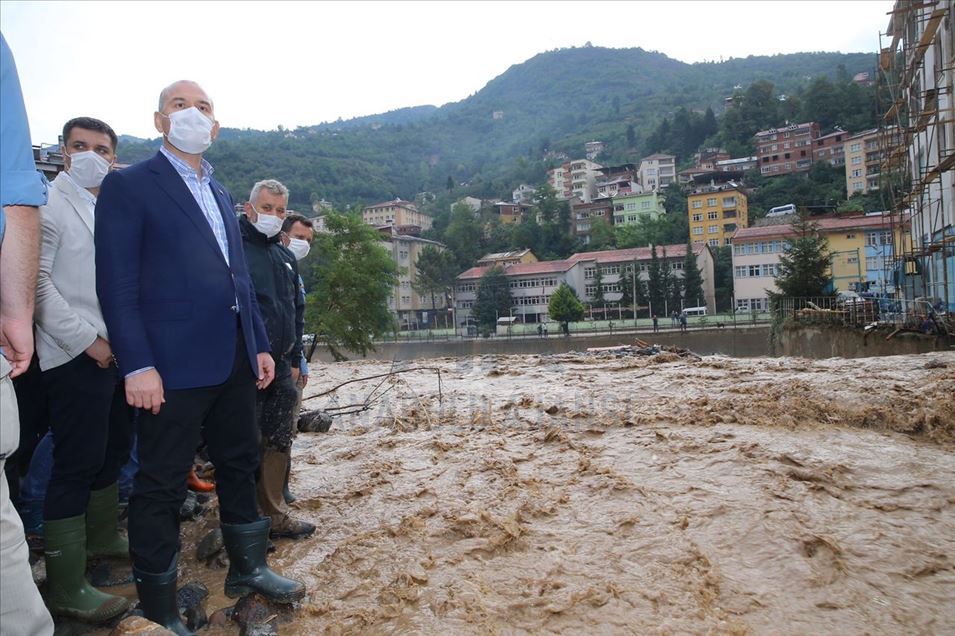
[44,514,130,622]
[86,482,129,559]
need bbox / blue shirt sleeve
[0,33,48,217]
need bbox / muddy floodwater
[169,350,955,634]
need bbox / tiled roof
[733,214,893,240]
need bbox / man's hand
[300,372,309,388]
[126,369,165,414]
[290,366,300,386]
[0,315,34,378]
[84,337,113,369]
[256,353,275,390]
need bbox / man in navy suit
[95,80,305,635]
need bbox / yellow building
[688,183,748,248]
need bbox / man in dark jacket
[240,179,314,540]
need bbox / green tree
[472,266,512,331]
[588,217,616,250]
[443,202,484,271]
[771,214,831,297]
[305,212,397,360]
[620,266,648,316]
[647,245,665,314]
[711,245,735,312]
[548,282,584,336]
[412,246,456,327]
[592,267,606,309]
[681,240,704,308]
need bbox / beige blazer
[34,172,108,371]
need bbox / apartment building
[611,191,666,227]
[362,199,433,232]
[453,243,716,326]
[638,154,676,191]
[547,159,603,202]
[715,156,758,173]
[512,184,537,204]
[688,182,748,248]
[813,127,849,167]
[572,198,614,243]
[755,122,820,177]
[379,226,448,328]
[731,213,901,311]
[494,201,532,224]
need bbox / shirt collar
[61,170,97,208]
[160,145,214,182]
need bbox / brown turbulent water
[110,350,955,634]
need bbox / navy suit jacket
[94,151,270,390]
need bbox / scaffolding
[877,0,955,318]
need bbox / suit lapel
[53,174,95,236]
[149,153,229,269]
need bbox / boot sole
[50,597,130,623]
[224,583,306,603]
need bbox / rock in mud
[108,616,175,635]
[196,528,223,561]
[232,593,271,627]
[176,581,209,631]
[298,408,333,433]
[207,606,234,628]
[240,623,278,636]
[179,491,198,520]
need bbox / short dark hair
[62,117,118,151]
[281,213,313,234]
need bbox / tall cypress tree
[682,241,705,308]
[647,246,665,314]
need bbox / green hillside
[117,46,876,209]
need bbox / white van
[682,306,707,316]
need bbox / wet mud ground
[97,350,955,634]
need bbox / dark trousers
[42,354,131,521]
[256,358,297,453]
[6,356,49,507]
[128,328,260,573]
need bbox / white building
[547,159,603,202]
[638,154,676,191]
[454,244,716,325]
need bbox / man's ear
[244,201,256,221]
[154,111,166,135]
[210,119,220,141]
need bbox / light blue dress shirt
[0,32,48,243]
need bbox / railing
[773,296,952,334]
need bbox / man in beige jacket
[33,117,131,623]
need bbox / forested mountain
[116,46,876,210]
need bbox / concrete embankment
[310,325,773,362]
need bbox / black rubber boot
[282,455,296,505]
[132,556,194,636]
[221,518,306,603]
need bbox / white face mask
[287,237,311,261]
[67,150,112,189]
[162,107,214,154]
[251,209,283,238]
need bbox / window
[866,256,879,270]
[626,202,637,211]
[692,213,703,222]
[724,237,733,245]
[691,200,703,209]
[641,200,651,209]
[692,226,704,235]
[708,238,719,247]
[708,211,719,220]
[708,225,718,234]
[851,156,862,165]
[707,198,717,206]
[584,267,596,279]
[850,143,862,152]
[851,169,863,177]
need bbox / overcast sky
[2,1,893,146]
